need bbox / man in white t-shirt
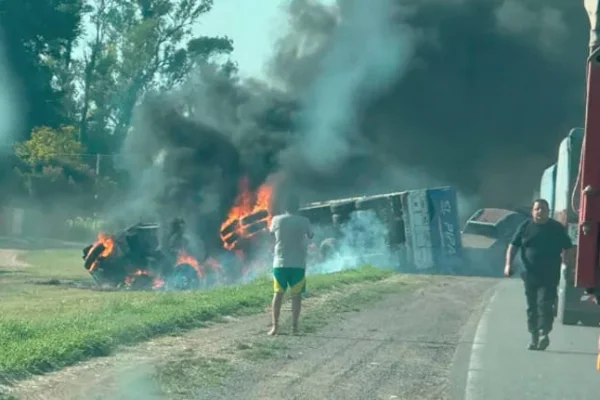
[267,195,313,335]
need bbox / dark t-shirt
[510,218,573,285]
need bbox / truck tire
[83,243,106,271]
[220,220,239,237]
[241,209,269,226]
[244,220,268,235]
[559,310,600,327]
[170,263,201,290]
[558,307,580,326]
[579,315,600,327]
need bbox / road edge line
[449,282,498,400]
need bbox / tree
[76,0,234,154]
[14,125,83,166]
[13,125,117,212]
[0,0,86,134]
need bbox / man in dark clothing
[504,199,574,351]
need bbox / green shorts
[273,267,306,295]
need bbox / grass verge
[0,248,395,382]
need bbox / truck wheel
[558,308,581,326]
[83,243,106,271]
[170,263,201,290]
[579,316,600,327]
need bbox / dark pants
[523,277,558,335]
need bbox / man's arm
[505,221,527,276]
[505,244,519,269]
[269,216,278,235]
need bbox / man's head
[531,199,550,223]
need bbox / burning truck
[81,182,467,290]
[82,178,276,290]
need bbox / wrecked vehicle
[82,178,275,291]
[460,208,529,277]
[82,183,469,289]
[82,220,221,291]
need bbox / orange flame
[176,250,204,278]
[153,277,164,289]
[89,232,115,272]
[220,177,273,250]
[123,269,164,289]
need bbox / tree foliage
[0,0,86,133]
[78,0,234,153]
[15,125,83,166]
[3,0,237,219]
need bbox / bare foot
[267,326,278,336]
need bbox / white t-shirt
[269,213,313,268]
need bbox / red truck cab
[577,0,600,295]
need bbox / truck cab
[551,128,600,326]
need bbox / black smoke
[120,95,246,254]
[270,0,589,207]
[121,0,590,247]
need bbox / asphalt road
[452,278,600,400]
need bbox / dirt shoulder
[9,275,496,400]
[210,275,495,400]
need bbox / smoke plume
[310,208,399,274]
[281,0,414,175]
[271,0,588,206]
[122,0,589,248]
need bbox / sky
[73,0,291,80]
[197,0,290,80]
[75,0,338,80]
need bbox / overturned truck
[298,186,464,274]
[82,185,469,289]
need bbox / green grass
[241,337,291,362]
[0,249,395,382]
[154,357,233,396]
